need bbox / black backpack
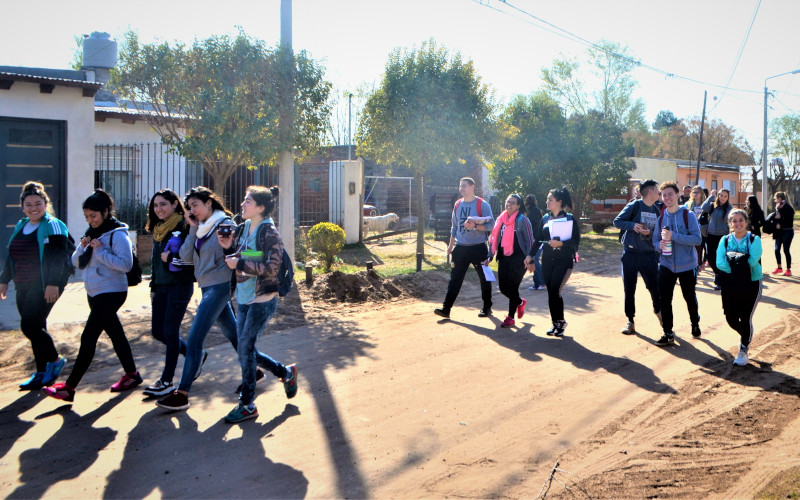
[276,247,295,297]
[721,234,755,288]
[113,231,142,286]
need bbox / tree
[655,118,755,165]
[652,110,678,131]
[541,40,647,132]
[325,87,366,148]
[111,30,331,194]
[356,39,501,262]
[771,113,800,165]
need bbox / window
[711,180,718,191]
[94,145,137,201]
[723,179,735,195]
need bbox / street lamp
[762,69,800,209]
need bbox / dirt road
[0,235,798,498]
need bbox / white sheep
[363,213,400,238]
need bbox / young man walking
[435,177,495,319]
[613,179,662,335]
[653,182,703,346]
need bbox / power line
[711,0,761,111]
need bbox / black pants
[658,266,699,334]
[543,259,572,324]
[151,282,193,383]
[707,234,723,282]
[621,251,660,321]
[721,279,761,347]
[775,228,793,269]
[443,243,492,311]
[67,291,136,388]
[497,252,527,318]
[15,281,60,372]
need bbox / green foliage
[115,200,149,232]
[307,222,346,271]
[111,30,331,191]
[653,110,678,131]
[70,34,83,70]
[771,113,800,165]
[357,38,502,255]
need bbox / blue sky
[1,0,798,149]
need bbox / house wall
[0,80,94,237]
[677,166,744,206]
[631,157,678,182]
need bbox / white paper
[466,215,494,223]
[481,265,497,282]
[549,219,574,241]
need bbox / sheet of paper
[549,219,573,241]
[481,265,497,282]
[466,216,494,223]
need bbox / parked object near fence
[363,213,400,238]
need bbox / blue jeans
[532,246,544,287]
[177,282,238,393]
[151,282,193,383]
[236,297,286,406]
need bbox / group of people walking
[1,182,297,423]
[435,177,794,368]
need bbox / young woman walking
[745,195,765,237]
[716,209,762,366]
[486,194,535,328]
[684,186,707,268]
[0,182,71,390]
[702,188,733,290]
[43,189,141,401]
[526,187,580,337]
[771,191,795,276]
[142,189,197,397]
[218,186,297,423]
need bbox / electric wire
[711,0,761,111]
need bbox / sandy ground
[0,231,799,499]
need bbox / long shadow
[449,319,675,394]
[9,393,128,499]
[104,404,306,499]
[0,392,42,460]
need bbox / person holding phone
[702,188,733,289]
[771,191,795,276]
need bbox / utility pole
[695,90,707,186]
[348,93,353,160]
[279,0,295,259]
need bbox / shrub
[308,222,346,271]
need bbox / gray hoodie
[71,225,132,297]
[701,196,733,236]
[179,218,234,288]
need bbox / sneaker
[478,308,492,318]
[282,364,298,399]
[19,372,45,391]
[655,332,676,346]
[691,324,702,338]
[42,382,75,402]
[193,350,209,381]
[156,391,190,411]
[528,285,536,290]
[554,320,567,337]
[655,311,663,328]
[713,284,721,291]
[621,320,635,335]
[733,345,749,366]
[41,355,67,386]
[546,324,558,336]
[224,402,259,423]
[111,371,143,392]
[772,267,783,275]
[143,379,174,397]
[784,270,792,277]
[434,308,450,319]
[235,369,265,394]
[538,285,547,290]
[501,316,515,328]
[516,299,527,319]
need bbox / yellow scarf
[152,213,184,242]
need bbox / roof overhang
[0,71,102,97]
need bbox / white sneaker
[143,379,174,397]
[621,320,635,335]
[733,346,749,366]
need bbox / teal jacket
[716,233,763,281]
[0,213,72,288]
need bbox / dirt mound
[301,269,448,303]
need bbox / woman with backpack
[486,194,535,329]
[771,191,795,276]
[525,187,580,337]
[141,189,196,397]
[43,189,141,401]
[0,182,71,390]
[217,186,297,423]
[684,186,707,268]
[716,209,762,366]
[702,188,733,290]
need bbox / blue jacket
[716,233,763,281]
[1,213,72,288]
[653,206,702,273]
[613,200,660,254]
[72,225,133,297]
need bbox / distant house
[631,156,745,205]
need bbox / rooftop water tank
[82,31,118,69]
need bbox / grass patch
[756,465,800,499]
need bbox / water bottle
[166,231,183,271]
[662,226,673,256]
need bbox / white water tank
[82,31,118,69]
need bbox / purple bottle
[166,231,183,271]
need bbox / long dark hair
[714,189,731,209]
[548,186,573,211]
[82,189,114,219]
[184,186,232,217]
[146,189,186,232]
[246,185,280,217]
[745,195,762,215]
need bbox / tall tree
[541,40,647,132]
[111,30,331,193]
[652,110,678,131]
[771,113,800,165]
[655,118,754,165]
[357,39,501,261]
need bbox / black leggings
[775,229,793,269]
[706,234,723,281]
[15,282,60,371]
[66,291,136,388]
[543,259,573,324]
[721,280,761,347]
[497,253,527,318]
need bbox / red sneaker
[111,372,143,392]
[516,298,527,319]
[772,267,783,274]
[501,316,515,328]
[784,270,792,276]
[42,382,75,402]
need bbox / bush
[308,222,346,271]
